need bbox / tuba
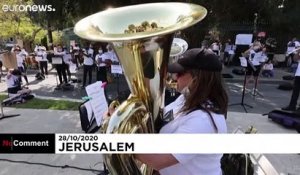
[170,37,189,58]
[74,3,207,175]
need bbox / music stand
[0,96,21,120]
[229,57,253,113]
[52,57,63,90]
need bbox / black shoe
[282,106,296,111]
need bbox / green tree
[0,0,46,51]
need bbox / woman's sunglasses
[176,72,186,78]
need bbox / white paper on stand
[235,34,253,45]
[84,101,93,122]
[35,56,42,62]
[85,81,108,126]
[52,57,63,64]
[111,64,123,74]
[239,57,248,67]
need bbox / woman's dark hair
[181,69,228,117]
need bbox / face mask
[180,85,190,96]
[179,78,194,96]
[99,50,103,54]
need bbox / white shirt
[36,50,47,62]
[83,55,94,65]
[159,95,227,175]
[263,63,273,70]
[106,50,119,63]
[6,74,20,88]
[16,53,24,68]
[250,50,267,66]
[295,59,300,77]
[95,53,108,67]
[287,41,300,54]
[224,43,235,54]
[211,43,220,51]
[63,53,72,64]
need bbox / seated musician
[6,69,31,98]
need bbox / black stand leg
[229,71,253,113]
[97,163,109,175]
[0,105,20,121]
[117,74,120,95]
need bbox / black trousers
[56,64,68,84]
[74,55,79,67]
[39,61,48,75]
[66,64,71,78]
[96,66,107,82]
[18,66,28,84]
[289,76,300,108]
[83,65,93,86]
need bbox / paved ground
[0,64,299,175]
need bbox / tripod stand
[0,96,21,120]
[229,58,253,113]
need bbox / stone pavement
[0,64,300,175]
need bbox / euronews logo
[2,4,55,12]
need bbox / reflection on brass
[125,21,161,33]
[100,100,120,133]
[74,2,207,175]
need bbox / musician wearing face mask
[243,41,268,94]
[13,47,29,85]
[54,45,68,85]
[81,45,94,88]
[35,46,48,76]
[95,48,109,82]
[135,48,228,175]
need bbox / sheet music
[35,56,43,62]
[235,34,253,45]
[84,100,93,122]
[111,64,123,74]
[239,57,247,67]
[85,81,108,126]
[52,57,63,64]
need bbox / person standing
[243,42,268,92]
[63,47,72,82]
[36,46,48,76]
[81,46,94,88]
[95,48,110,82]
[14,47,29,85]
[282,49,300,111]
[73,44,80,68]
[105,44,119,79]
[286,37,300,67]
[54,45,68,85]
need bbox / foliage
[0,0,47,51]
[1,0,300,51]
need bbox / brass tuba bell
[74,2,207,175]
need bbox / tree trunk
[47,20,53,49]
